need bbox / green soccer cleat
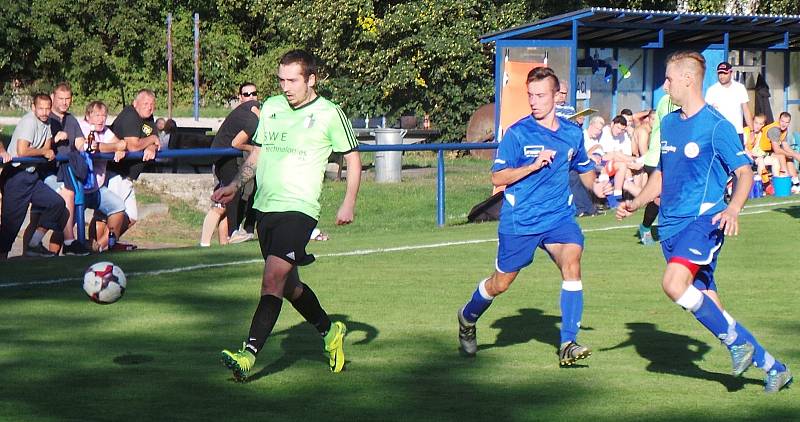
[765,367,793,393]
[729,342,754,377]
[559,341,592,367]
[324,321,347,372]
[220,343,256,382]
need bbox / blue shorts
[660,216,724,291]
[85,187,126,217]
[496,219,584,273]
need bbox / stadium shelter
[480,7,800,141]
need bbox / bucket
[373,128,406,183]
[772,176,792,197]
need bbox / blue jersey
[657,105,751,241]
[493,115,594,235]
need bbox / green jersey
[252,95,358,219]
[644,95,679,167]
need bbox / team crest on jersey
[142,124,152,136]
[304,114,316,129]
[684,142,699,158]
[523,145,545,158]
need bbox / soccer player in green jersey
[213,50,361,382]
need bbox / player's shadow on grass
[478,308,594,366]
[773,205,800,219]
[600,322,761,392]
[246,314,377,383]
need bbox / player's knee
[488,274,513,295]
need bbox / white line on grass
[4,199,799,289]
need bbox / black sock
[642,202,659,228]
[288,283,331,336]
[245,295,283,355]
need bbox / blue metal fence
[5,143,500,244]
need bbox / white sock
[675,285,703,312]
[478,278,495,300]
[64,239,74,246]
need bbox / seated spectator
[599,115,641,205]
[0,94,67,259]
[743,114,781,183]
[583,116,605,165]
[765,112,800,193]
[75,101,130,251]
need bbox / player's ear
[307,73,317,88]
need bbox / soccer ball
[83,262,127,304]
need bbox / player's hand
[113,150,126,162]
[616,199,639,220]
[43,149,56,161]
[712,207,740,236]
[530,150,556,172]
[0,151,10,163]
[335,203,355,225]
[593,179,612,198]
[142,145,157,161]
[211,184,237,205]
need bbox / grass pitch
[1,158,798,421]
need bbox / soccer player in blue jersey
[457,66,609,366]
[617,51,792,393]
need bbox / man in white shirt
[599,115,639,205]
[705,62,753,145]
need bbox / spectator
[0,94,67,259]
[705,61,753,144]
[75,101,129,251]
[201,82,260,247]
[765,112,800,193]
[105,88,161,250]
[583,116,605,165]
[743,114,781,183]
[554,80,576,119]
[599,115,641,205]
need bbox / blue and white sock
[560,280,584,344]
[723,311,785,373]
[676,286,744,346]
[461,278,494,324]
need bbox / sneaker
[229,230,254,244]
[765,367,793,393]
[640,231,655,246]
[220,343,256,382]
[457,309,477,356]
[559,341,592,366]
[729,342,754,376]
[324,321,347,372]
[63,241,92,256]
[24,243,57,258]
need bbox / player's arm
[211,146,260,204]
[742,102,753,132]
[16,138,55,160]
[712,164,752,236]
[230,130,254,153]
[616,170,662,220]
[491,150,555,187]
[336,150,361,225]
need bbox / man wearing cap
[705,62,753,145]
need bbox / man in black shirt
[200,83,260,246]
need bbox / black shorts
[256,211,317,266]
[643,165,657,176]
[213,157,239,189]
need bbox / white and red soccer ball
[83,262,127,304]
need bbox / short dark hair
[620,108,633,116]
[525,66,559,91]
[279,50,318,81]
[239,82,256,95]
[779,111,792,120]
[612,115,628,127]
[85,100,107,116]
[33,93,51,106]
[52,82,72,94]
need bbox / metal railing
[4,143,499,245]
